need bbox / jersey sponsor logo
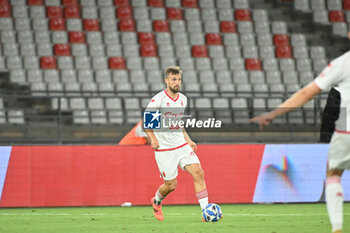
[143,110,161,129]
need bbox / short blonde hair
[165,66,182,78]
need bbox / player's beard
[169,86,180,93]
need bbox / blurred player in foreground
[118,121,150,145]
[250,32,350,233]
[144,66,209,221]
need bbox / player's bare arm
[144,128,159,150]
[250,81,322,129]
[182,128,197,152]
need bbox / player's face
[166,73,182,93]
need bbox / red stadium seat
[27,0,43,5]
[153,20,169,32]
[49,18,66,30]
[69,31,86,43]
[138,32,155,45]
[62,0,78,5]
[344,0,350,10]
[166,8,183,20]
[206,33,222,45]
[118,19,135,31]
[148,0,164,7]
[109,57,126,69]
[141,44,157,57]
[0,4,10,17]
[191,45,208,57]
[182,0,198,8]
[273,34,289,46]
[235,9,251,21]
[40,57,57,69]
[64,5,80,18]
[0,0,9,4]
[114,0,129,6]
[245,58,262,70]
[329,11,345,22]
[220,21,237,33]
[47,6,63,18]
[116,6,133,19]
[0,4,11,18]
[54,44,71,56]
[83,19,100,31]
[276,45,292,58]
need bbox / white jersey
[146,90,188,150]
[314,51,350,132]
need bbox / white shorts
[328,132,350,170]
[154,144,200,180]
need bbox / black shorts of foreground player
[144,66,210,222]
[250,32,350,233]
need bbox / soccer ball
[203,203,223,222]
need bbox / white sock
[154,189,165,205]
[326,176,343,232]
[196,189,208,210]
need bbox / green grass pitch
[0,203,349,233]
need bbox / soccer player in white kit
[250,32,350,233]
[144,66,209,221]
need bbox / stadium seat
[234,9,251,21]
[101,18,117,32]
[40,56,57,69]
[182,0,197,8]
[0,4,11,17]
[134,7,149,20]
[54,44,71,56]
[140,44,157,57]
[263,58,278,71]
[245,58,262,71]
[271,21,288,34]
[21,44,36,56]
[114,0,129,6]
[61,69,77,83]
[333,22,348,37]
[276,45,293,58]
[24,56,39,69]
[83,19,100,31]
[218,9,234,21]
[166,8,183,20]
[191,45,207,57]
[3,43,18,56]
[220,21,236,33]
[209,46,224,58]
[293,45,308,58]
[206,33,222,45]
[170,20,186,32]
[195,58,211,70]
[47,6,63,18]
[151,8,166,20]
[243,46,258,58]
[28,0,44,5]
[62,0,78,5]
[138,32,155,45]
[12,5,28,18]
[310,46,325,58]
[329,11,345,22]
[49,18,66,30]
[344,0,350,10]
[108,57,125,69]
[89,44,105,56]
[116,6,133,19]
[118,19,135,31]
[153,20,169,32]
[69,31,86,43]
[273,34,290,46]
[311,0,326,9]
[294,0,310,12]
[259,46,274,59]
[148,0,164,7]
[64,5,80,18]
[280,59,295,71]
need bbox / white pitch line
[0,213,349,217]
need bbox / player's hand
[249,112,274,130]
[151,139,160,150]
[188,140,197,153]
